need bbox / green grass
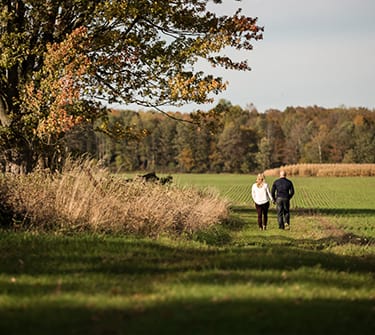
[1,174,375,334]
[173,174,375,210]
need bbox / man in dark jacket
[271,170,295,229]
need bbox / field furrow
[174,174,375,214]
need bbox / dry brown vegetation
[264,163,375,177]
[0,159,229,236]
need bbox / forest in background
[68,100,375,173]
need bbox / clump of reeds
[0,159,229,236]
[264,164,375,177]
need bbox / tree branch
[148,105,195,125]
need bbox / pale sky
[176,0,375,113]
[119,0,375,113]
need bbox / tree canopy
[0,0,263,172]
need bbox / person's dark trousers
[276,197,290,229]
[255,202,270,229]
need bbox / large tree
[0,0,263,172]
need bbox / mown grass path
[0,175,374,334]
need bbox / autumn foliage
[0,0,263,172]
[21,27,93,141]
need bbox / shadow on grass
[0,233,374,335]
[229,206,375,247]
[295,208,375,216]
[231,205,375,217]
[1,211,374,335]
[1,232,374,278]
[0,297,374,335]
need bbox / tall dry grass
[264,163,375,177]
[0,159,229,236]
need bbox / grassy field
[173,174,375,210]
[0,174,374,334]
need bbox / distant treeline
[71,100,375,173]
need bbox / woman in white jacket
[251,173,273,230]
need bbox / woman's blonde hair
[256,173,265,187]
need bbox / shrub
[0,159,229,236]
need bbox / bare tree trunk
[318,143,322,164]
[0,95,10,127]
[2,141,35,174]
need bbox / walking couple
[251,170,295,230]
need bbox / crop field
[1,173,374,334]
[173,174,375,239]
[173,174,375,210]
